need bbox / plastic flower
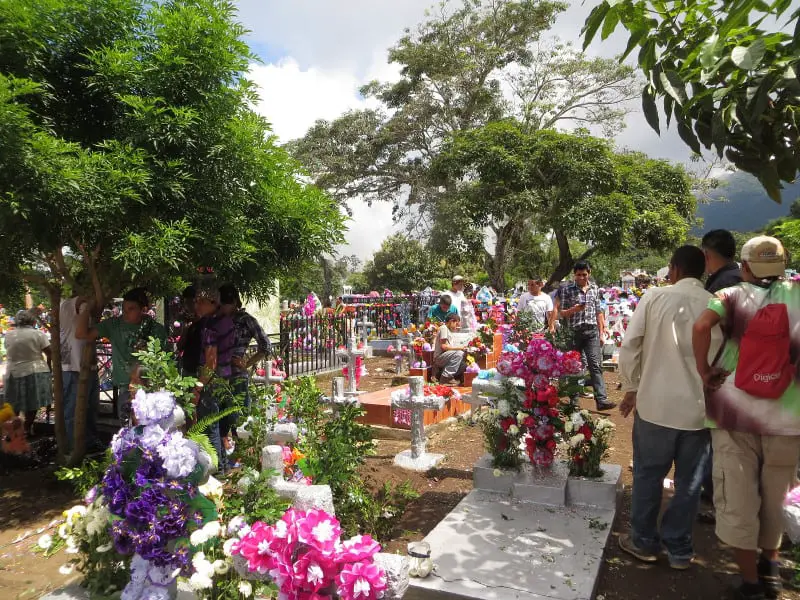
[157,432,197,479]
[337,561,388,600]
[297,510,341,555]
[38,534,53,550]
[336,535,381,563]
[238,581,253,597]
[132,390,175,426]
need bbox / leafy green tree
[362,235,439,293]
[0,0,343,463]
[434,122,696,288]
[288,0,638,235]
[583,0,799,201]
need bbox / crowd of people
[1,283,271,472]
[617,230,796,600]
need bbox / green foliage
[362,234,439,293]
[435,122,695,287]
[0,0,344,301]
[223,467,291,525]
[337,480,420,543]
[55,453,112,497]
[133,338,199,417]
[583,0,800,201]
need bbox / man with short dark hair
[618,246,719,570]
[699,229,742,518]
[702,229,742,293]
[76,288,167,424]
[428,294,458,322]
[553,261,615,411]
[517,277,554,332]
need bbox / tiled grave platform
[357,385,472,429]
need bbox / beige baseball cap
[452,275,464,282]
[741,236,786,278]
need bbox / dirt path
[2,359,799,599]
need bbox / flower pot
[463,372,477,388]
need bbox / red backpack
[734,302,795,399]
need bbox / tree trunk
[68,342,93,466]
[546,229,597,290]
[320,256,333,305]
[47,287,67,464]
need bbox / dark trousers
[63,371,99,448]
[569,328,607,405]
[631,413,710,559]
[220,374,251,439]
[198,386,226,473]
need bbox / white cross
[336,338,366,394]
[354,314,375,356]
[324,376,360,406]
[391,376,445,459]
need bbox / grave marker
[391,376,445,471]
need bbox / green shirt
[428,304,458,322]
[96,316,167,386]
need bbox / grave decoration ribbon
[232,508,387,600]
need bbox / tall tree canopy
[0,0,343,462]
[433,122,696,288]
[583,0,799,202]
[288,0,639,224]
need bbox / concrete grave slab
[406,490,615,600]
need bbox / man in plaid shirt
[552,261,616,411]
[219,284,272,437]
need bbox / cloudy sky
[233,0,692,259]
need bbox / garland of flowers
[487,338,582,468]
[232,508,387,600]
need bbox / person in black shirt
[698,229,743,522]
[177,285,203,377]
[702,230,742,294]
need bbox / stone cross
[354,314,375,358]
[263,360,285,385]
[391,376,445,471]
[336,338,366,394]
[405,333,417,369]
[324,376,360,406]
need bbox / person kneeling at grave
[433,313,467,385]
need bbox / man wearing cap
[449,276,466,317]
[517,277,554,332]
[693,236,800,600]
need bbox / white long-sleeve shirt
[619,278,721,430]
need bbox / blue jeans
[198,386,226,473]
[63,371,99,449]
[116,386,132,426]
[570,328,607,405]
[631,413,710,559]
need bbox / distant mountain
[695,171,800,233]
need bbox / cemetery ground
[2,358,800,599]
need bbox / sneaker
[731,582,766,600]
[596,401,617,411]
[758,557,782,599]
[668,554,695,570]
[580,391,593,398]
[618,534,658,563]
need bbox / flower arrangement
[611,331,624,348]
[232,508,387,600]
[483,339,582,469]
[466,336,489,356]
[561,409,615,478]
[282,446,312,485]
[341,355,366,387]
[100,389,217,600]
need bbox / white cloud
[243,1,697,261]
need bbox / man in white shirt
[448,275,466,316]
[517,277,554,332]
[60,292,100,451]
[617,246,719,570]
